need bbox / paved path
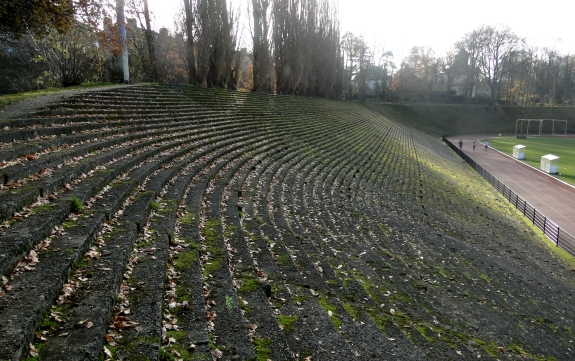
[0,84,133,120]
[450,136,575,238]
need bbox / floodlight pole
[116,0,130,84]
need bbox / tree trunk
[183,0,197,84]
[142,0,158,82]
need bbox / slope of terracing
[0,85,574,360]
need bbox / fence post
[557,227,560,247]
[543,216,547,236]
[532,208,536,224]
[523,200,526,216]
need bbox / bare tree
[370,40,393,100]
[273,0,340,98]
[406,46,437,90]
[195,0,238,88]
[473,25,523,104]
[356,38,371,101]
[341,32,369,100]
[182,0,198,84]
[456,33,481,99]
[341,31,358,100]
[32,22,98,86]
[142,0,158,82]
[250,0,271,92]
[124,0,158,82]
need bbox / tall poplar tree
[251,0,271,92]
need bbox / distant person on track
[484,141,489,151]
[458,140,463,149]
[473,141,476,151]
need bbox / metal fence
[443,135,575,257]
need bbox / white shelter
[541,154,559,174]
[513,145,526,160]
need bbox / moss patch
[277,315,298,333]
[253,337,272,361]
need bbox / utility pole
[116,0,130,84]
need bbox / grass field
[487,136,575,186]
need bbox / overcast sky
[147,0,574,62]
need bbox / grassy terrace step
[343,124,575,359]
[0,84,574,360]
[299,123,431,358]
[305,121,470,358]
[241,149,341,359]
[0,108,283,223]
[264,116,429,360]
[238,113,400,357]
[33,139,218,360]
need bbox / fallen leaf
[86,250,101,259]
[103,346,113,358]
[29,343,38,353]
[105,334,115,344]
[211,348,223,359]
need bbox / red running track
[450,136,575,238]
